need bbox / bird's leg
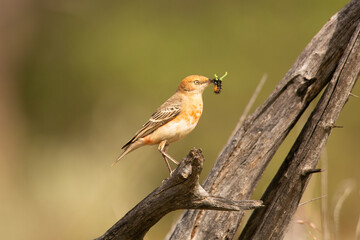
[160,142,179,165]
[158,141,179,173]
[163,144,179,165]
[158,141,172,173]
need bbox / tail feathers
[112,140,144,167]
[121,136,135,150]
[112,146,132,167]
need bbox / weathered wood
[169,1,360,239]
[240,19,360,240]
[95,149,262,240]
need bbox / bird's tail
[112,146,132,167]
[112,141,144,167]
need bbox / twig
[298,195,327,207]
[333,180,356,240]
[350,92,359,98]
[301,168,322,176]
[321,148,330,240]
[230,73,267,138]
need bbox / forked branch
[95,149,262,240]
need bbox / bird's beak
[208,78,214,84]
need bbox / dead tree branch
[239,19,360,240]
[95,149,262,240]
[169,1,360,239]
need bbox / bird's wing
[122,95,182,149]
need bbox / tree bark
[239,19,360,240]
[169,0,360,239]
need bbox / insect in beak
[210,72,227,94]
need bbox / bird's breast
[142,95,204,144]
[184,104,202,125]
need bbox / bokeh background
[1,0,359,239]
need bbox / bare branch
[349,92,359,98]
[95,149,262,240]
[239,19,360,240]
[298,195,327,207]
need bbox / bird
[113,75,214,173]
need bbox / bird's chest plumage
[149,96,203,143]
[179,102,203,126]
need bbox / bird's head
[177,75,212,94]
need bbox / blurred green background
[1,0,359,239]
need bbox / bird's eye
[194,80,200,84]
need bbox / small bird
[114,75,214,173]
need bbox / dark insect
[212,72,226,94]
[212,79,222,94]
